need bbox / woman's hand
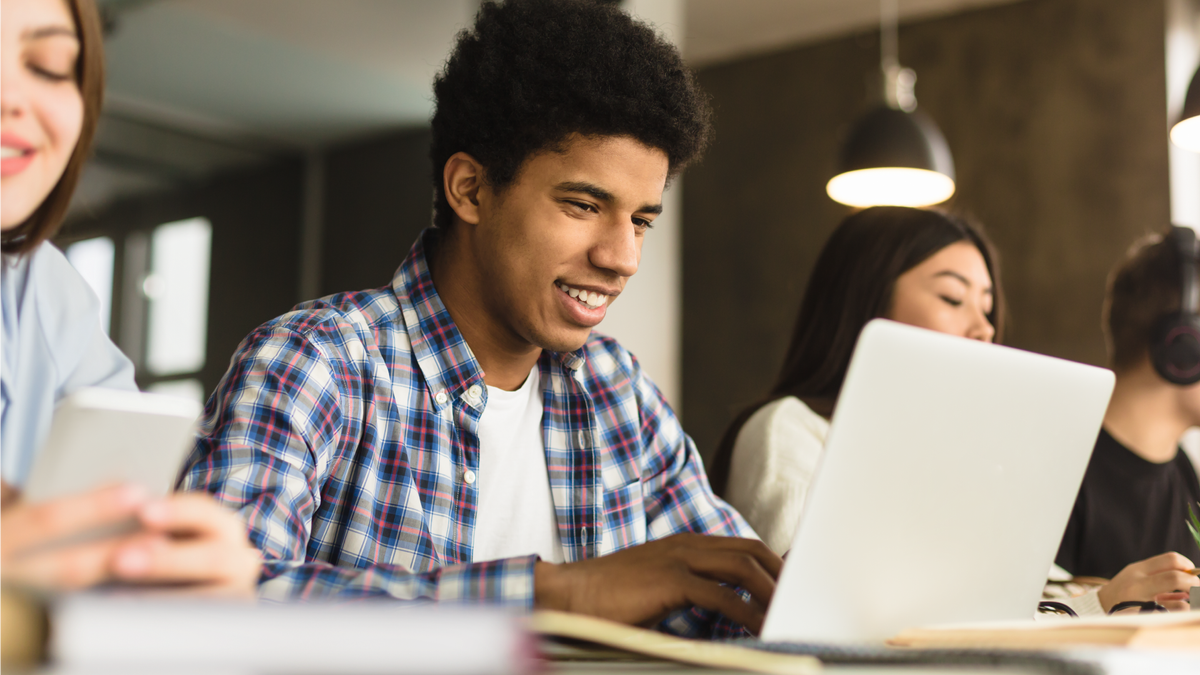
[1096,552,1199,612]
[110,492,262,598]
[1,482,148,590]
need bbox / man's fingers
[690,536,784,579]
[1,484,147,554]
[684,549,776,607]
[682,576,765,635]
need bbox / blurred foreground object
[0,586,48,669]
[48,594,531,674]
[827,0,956,208]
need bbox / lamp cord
[880,0,917,112]
[881,0,899,73]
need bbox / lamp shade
[827,106,956,208]
[1171,67,1200,153]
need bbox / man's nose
[590,218,640,278]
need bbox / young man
[181,0,779,637]
[1053,227,1200,612]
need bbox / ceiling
[687,0,1023,66]
[72,0,1023,217]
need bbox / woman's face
[1,0,83,230]
[888,241,996,342]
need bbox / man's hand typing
[533,534,782,633]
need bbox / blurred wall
[319,128,433,296]
[683,0,1171,461]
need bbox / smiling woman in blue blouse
[0,0,258,595]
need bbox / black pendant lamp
[1171,66,1200,152]
[827,0,955,208]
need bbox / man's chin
[533,326,594,355]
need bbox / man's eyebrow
[556,181,614,203]
[25,26,78,41]
[555,181,663,215]
[934,270,993,293]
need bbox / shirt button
[435,391,448,405]
[577,431,586,446]
[463,470,476,485]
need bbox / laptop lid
[760,319,1114,644]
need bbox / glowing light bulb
[1171,115,1200,153]
[826,167,956,208]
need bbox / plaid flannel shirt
[181,228,756,638]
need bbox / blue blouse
[1,242,137,485]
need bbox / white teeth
[559,283,608,308]
[0,147,23,159]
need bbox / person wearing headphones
[1054,226,1200,613]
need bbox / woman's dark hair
[708,206,1006,497]
[1,0,106,255]
[429,0,712,228]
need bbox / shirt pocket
[600,478,646,553]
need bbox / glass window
[64,236,115,335]
[144,217,212,376]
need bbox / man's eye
[940,295,963,307]
[568,200,596,213]
[633,218,653,230]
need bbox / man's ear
[443,152,484,225]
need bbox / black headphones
[1151,226,1200,385]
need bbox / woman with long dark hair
[1,0,258,593]
[711,207,1194,615]
[709,206,1004,553]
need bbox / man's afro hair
[429,0,713,227]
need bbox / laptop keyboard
[728,639,1104,675]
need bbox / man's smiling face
[463,134,669,354]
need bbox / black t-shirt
[1055,428,1200,579]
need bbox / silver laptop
[760,319,1114,644]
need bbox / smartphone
[23,388,201,504]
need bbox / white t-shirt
[470,365,565,563]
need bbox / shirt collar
[391,228,587,411]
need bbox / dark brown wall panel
[320,128,433,296]
[683,0,1170,461]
